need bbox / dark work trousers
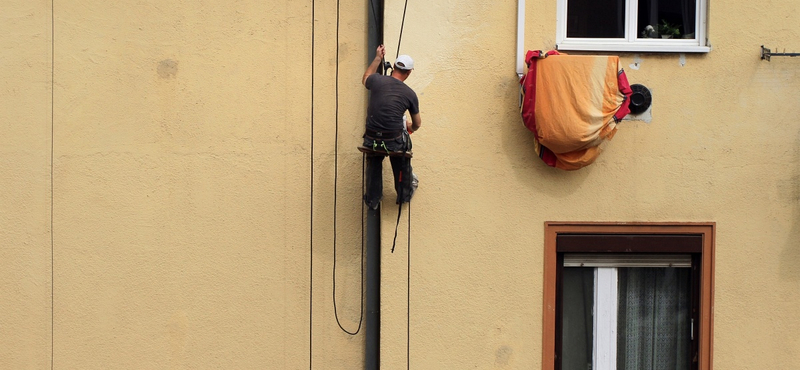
[363,134,413,210]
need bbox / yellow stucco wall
[3,0,800,369]
[1,1,52,369]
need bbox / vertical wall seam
[407,204,411,370]
[309,0,315,368]
[50,1,55,369]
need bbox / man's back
[365,74,419,133]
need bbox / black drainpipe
[365,1,384,369]
[365,207,380,369]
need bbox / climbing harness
[358,131,413,254]
[359,133,414,209]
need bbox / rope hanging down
[330,0,413,340]
[391,0,412,253]
[332,0,365,336]
[392,3,415,368]
[396,0,409,58]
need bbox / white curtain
[617,268,691,370]
[680,0,696,36]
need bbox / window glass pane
[566,0,625,38]
[561,268,594,370]
[637,0,696,39]
[617,268,691,370]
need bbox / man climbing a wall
[362,44,422,210]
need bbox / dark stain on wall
[158,59,178,79]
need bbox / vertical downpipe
[517,0,525,79]
[365,1,384,369]
[364,207,380,369]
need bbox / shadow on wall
[780,128,800,281]
[500,91,591,198]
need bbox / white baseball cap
[395,55,414,70]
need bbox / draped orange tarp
[520,50,632,170]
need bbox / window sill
[556,40,711,53]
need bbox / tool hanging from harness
[520,50,633,170]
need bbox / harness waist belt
[365,129,404,140]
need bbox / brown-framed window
[542,223,715,370]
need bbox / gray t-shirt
[365,74,419,133]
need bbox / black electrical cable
[332,0,365,336]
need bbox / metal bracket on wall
[761,45,800,61]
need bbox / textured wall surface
[380,0,800,368]
[2,0,800,369]
[1,1,52,369]
[50,1,320,368]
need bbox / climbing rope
[320,2,414,366]
[332,0,365,336]
[398,2,414,366]
[396,0,409,58]
[391,132,412,254]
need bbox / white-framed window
[561,254,694,370]
[556,0,710,53]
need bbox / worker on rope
[362,45,421,210]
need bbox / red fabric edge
[614,70,633,121]
[521,50,561,167]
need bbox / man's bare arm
[362,45,386,86]
[410,112,421,132]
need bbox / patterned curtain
[617,268,691,370]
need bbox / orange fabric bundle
[521,50,632,170]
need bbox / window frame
[542,222,715,370]
[555,0,710,53]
